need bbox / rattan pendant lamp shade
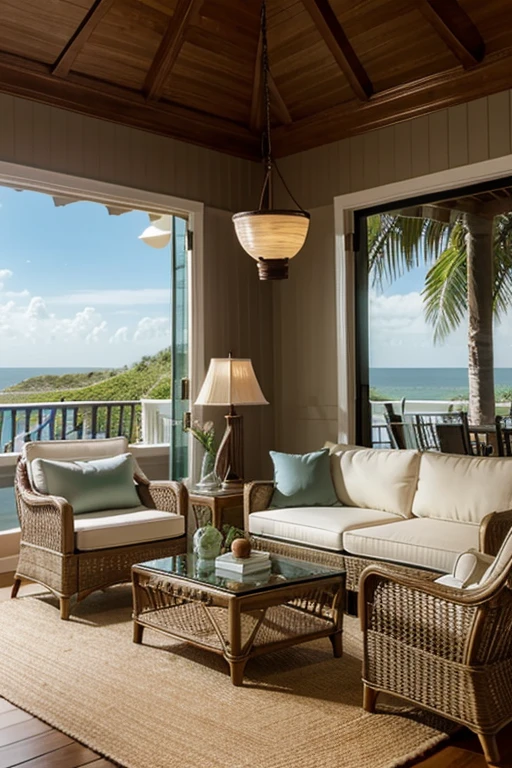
[232,1,310,280]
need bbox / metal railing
[371,399,511,449]
[0,399,177,453]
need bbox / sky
[0,186,172,368]
[370,251,512,369]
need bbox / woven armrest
[479,509,512,556]
[137,481,188,526]
[15,458,75,553]
[359,564,482,664]
[243,481,274,530]
[16,485,75,554]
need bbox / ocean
[371,367,512,401]
[0,367,106,531]
[0,367,102,392]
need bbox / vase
[197,452,220,490]
[193,525,223,559]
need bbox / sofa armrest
[137,481,188,527]
[479,509,512,556]
[243,481,274,531]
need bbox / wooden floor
[0,573,511,768]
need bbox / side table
[189,489,244,529]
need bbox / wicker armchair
[360,528,512,765]
[12,438,188,619]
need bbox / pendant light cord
[257,0,306,215]
[259,0,273,209]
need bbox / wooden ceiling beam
[269,73,292,125]
[272,49,512,156]
[144,0,202,101]
[0,52,259,159]
[300,0,373,101]
[250,30,292,132]
[52,0,115,77]
[418,0,485,69]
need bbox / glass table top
[136,551,345,596]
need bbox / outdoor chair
[360,524,512,765]
[12,437,187,619]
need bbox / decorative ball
[231,537,251,559]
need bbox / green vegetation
[0,348,171,404]
[5,369,120,393]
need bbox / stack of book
[215,550,271,578]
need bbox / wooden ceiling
[1,0,512,160]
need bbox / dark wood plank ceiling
[0,0,512,159]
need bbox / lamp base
[221,474,245,492]
[214,408,244,487]
[257,258,289,280]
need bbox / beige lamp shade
[195,358,269,406]
[138,214,172,249]
[232,210,310,261]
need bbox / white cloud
[5,290,30,298]
[48,288,171,306]
[133,316,169,342]
[25,296,49,320]
[86,321,108,344]
[369,289,468,367]
[109,326,129,344]
[0,269,13,290]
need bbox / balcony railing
[371,399,511,448]
[0,399,173,453]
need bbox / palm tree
[369,210,512,424]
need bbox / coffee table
[132,551,345,685]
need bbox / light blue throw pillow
[270,448,339,508]
[32,453,141,515]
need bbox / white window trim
[334,153,512,444]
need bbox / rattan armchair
[11,438,188,619]
[359,528,512,765]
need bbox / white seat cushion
[343,517,480,573]
[74,506,185,551]
[248,507,402,551]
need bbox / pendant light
[232,0,310,280]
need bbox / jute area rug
[0,587,454,768]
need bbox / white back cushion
[24,437,129,489]
[413,452,512,524]
[332,448,420,518]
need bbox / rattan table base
[131,566,345,685]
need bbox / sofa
[244,444,512,592]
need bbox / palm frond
[493,213,512,321]
[422,221,467,343]
[368,214,453,289]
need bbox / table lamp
[195,356,269,490]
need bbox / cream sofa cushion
[74,506,185,551]
[343,517,480,573]
[331,448,420,518]
[248,506,402,551]
[412,452,512,524]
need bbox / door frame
[334,152,512,444]
[0,159,205,482]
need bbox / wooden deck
[0,573,510,768]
